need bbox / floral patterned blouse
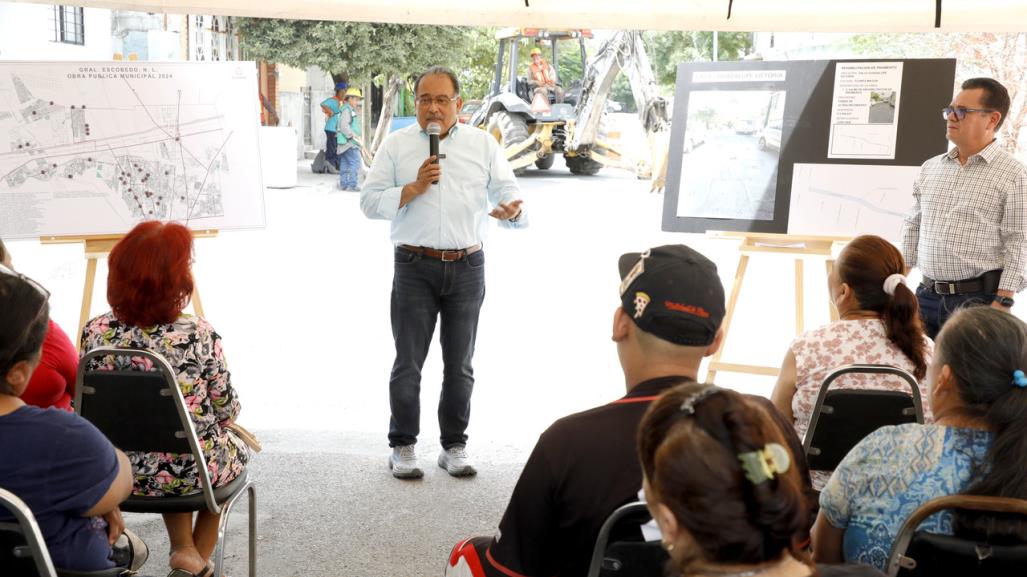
[820,424,992,571]
[80,312,249,497]
[789,319,934,489]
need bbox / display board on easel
[659,59,956,381]
[0,61,265,238]
[662,58,955,241]
[0,61,265,340]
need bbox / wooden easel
[41,230,217,346]
[705,231,851,383]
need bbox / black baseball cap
[618,244,725,346]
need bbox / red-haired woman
[80,221,248,577]
[771,235,934,490]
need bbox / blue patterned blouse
[819,423,993,571]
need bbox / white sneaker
[438,445,477,477]
[389,445,424,479]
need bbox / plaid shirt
[901,140,1027,293]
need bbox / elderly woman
[80,221,248,577]
[812,306,1027,570]
[639,383,885,577]
[771,235,934,489]
[0,264,143,572]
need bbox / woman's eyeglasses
[0,264,50,364]
[0,264,50,302]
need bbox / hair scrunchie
[883,273,907,296]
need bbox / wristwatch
[994,295,1016,307]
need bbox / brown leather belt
[399,244,482,262]
[921,270,1001,295]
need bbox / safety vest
[530,61,556,86]
[336,103,362,145]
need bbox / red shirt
[22,320,78,411]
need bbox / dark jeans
[389,246,486,449]
[324,129,339,168]
[338,147,360,190]
[916,284,991,339]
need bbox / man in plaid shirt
[901,77,1027,338]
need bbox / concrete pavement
[7,151,826,576]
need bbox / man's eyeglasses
[0,264,50,303]
[942,106,996,121]
[416,96,458,108]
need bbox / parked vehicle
[734,119,757,135]
[758,117,782,151]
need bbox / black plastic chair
[886,495,1027,576]
[804,364,923,472]
[0,487,58,577]
[3,482,141,577]
[75,347,257,577]
[586,502,667,577]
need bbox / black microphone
[427,122,441,184]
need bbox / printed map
[0,61,264,237]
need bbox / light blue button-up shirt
[360,122,527,249]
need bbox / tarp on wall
[11,0,1027,32]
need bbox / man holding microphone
[361,66,527,479]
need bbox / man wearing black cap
[445,244,726,577]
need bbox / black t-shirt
[485,376,693,577]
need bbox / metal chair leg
[211,480,256,576]
[248,485,257,577]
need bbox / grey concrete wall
[308,66,335,153]
[278,91,305,160]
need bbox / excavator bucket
[650,130,672,193]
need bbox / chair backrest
[75,347,220,513]
[0,487,57,577]
[586,502,668,577]
[886,495,1027,577]
[804,364,923,472]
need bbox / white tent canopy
[13,0,1027,31]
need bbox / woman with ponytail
[639,383,884,577]
[771,235,933,489]
[813,306,1022,570]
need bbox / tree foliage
[457,27,499,100]
[646,31,753,89]
[851,32,1027,156]
[236,19,468,85]
[236,18,476,158]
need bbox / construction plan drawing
[0,61,265,238]
[827,62,903,160]
[788,163,919,242]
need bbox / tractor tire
[565,154,602,176]
[534,154,555,170]
[488,111,531,174]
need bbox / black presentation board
[661,59,956,234]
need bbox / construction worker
[528,47,563,104]
[336,87,363,191]
[320,81,348,172]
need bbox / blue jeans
[338,147,360,190]
[389,247,486,449]
[324,130,338,168]
[916,284,991,339]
